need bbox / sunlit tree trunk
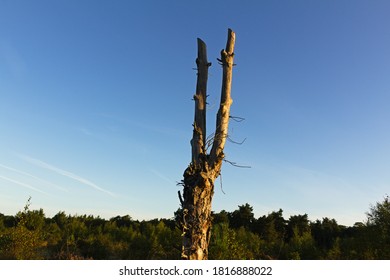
[180,29,236,260]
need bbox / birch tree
[179,28,236,260]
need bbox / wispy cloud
[0,174,48,195]
[0,163,68,192]
[76,127,95,137]
[150,168,176,185]
[19,155,116,197]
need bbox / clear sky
[1,0,389,226]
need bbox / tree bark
[191,38,210,166]
[180,29,236,260]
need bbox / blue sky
[1,0,389,226]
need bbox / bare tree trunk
[180,29,236,260]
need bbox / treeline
[0,196,389,260]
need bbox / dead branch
[209,29,236,167]
[227,136,247,145]
[223,158,251,168]
[230,115,246,122]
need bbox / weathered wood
[181,29,236,260]
[191,38,210,166]
[209,28,235,168]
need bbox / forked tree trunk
[180,29,236,260]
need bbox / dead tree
[179,28,236,260]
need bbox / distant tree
[229,203,255,229]
[252,215,267,238]
[366,195,390,230]
[209,222,259,260]
[310,218,340,252]
[52,211,68,230]
[1,197,45,259]
[212,210,230,225]
[1,214,16,228]
[266,209,286,239]
[365,195,390,258]
[234,227,263,259]
[23,208,45,231]
[208,222,230,259]
[110,215,133,228]
[286,214,310,241]
[259,209,286,259]
[280,213,322,259]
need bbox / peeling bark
[180,29,236,260]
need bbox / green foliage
[363,195,390,259]
[209,222,239,259]
[229,203,255,229]
[1,196,390,259]
[0,197,45,259]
